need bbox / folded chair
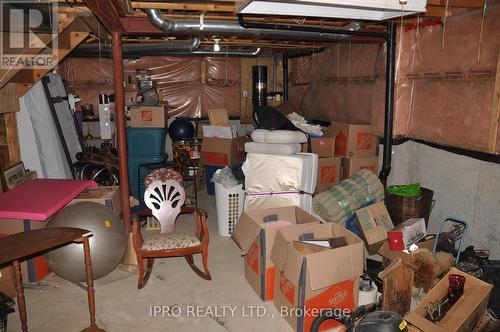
[132,168,211,289]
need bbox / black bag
[253,105,312,152]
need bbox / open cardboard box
[302,126,337,157]
[355,201,395,254]
[271,222,364,332]
[232,206,320,301]
[404,268,493,332]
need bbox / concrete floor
[7,191,293,332]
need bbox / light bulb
[213,39,220,52]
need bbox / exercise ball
[168,118,195,140]
[44,202,127,283]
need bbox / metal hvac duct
[71,44,262,58]
[71,37,201,57]
[146,9,362,41]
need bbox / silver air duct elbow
[145,9,362,41]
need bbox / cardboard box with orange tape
[232,206,319,301]
[271,222,364,332]
[341,157,379,180]
[331,122,377,158]
[316,157,342,193]
[130,104,168,128]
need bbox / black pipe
[282,53,289,101]
[252,65,268,109]
[238,14,387,38]
[287,46,326,59]
[41,77,76,179]
[379,22,397,186]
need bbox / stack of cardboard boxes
[200,109,247,195]
[233,206,364,332]
[305,121,378,193]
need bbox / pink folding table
[0,179,97,282]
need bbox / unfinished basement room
[0,0,499,331]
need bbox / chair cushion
[142,232,201,251]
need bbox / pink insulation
[58,56,241,118]
[293,3,500,153]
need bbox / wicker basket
[385,187,434,227]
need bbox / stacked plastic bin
[126,127,167,200]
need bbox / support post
[379,22,397,187]
[282,53,289,101]
[111,31,131,233]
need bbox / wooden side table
[0,227,105,332]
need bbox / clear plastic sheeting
[212,166,240,189]
[58,56,241,118]
[313,169,384,226]
[294,43,382,126]
[292,3,500,153]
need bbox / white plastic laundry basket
[214,182,245,237]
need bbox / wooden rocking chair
[132,169,211,289]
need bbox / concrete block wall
[386,141,500,259]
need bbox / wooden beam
[425,5,447,17]
[3,112,21,165]
[427,0,484,7]
[488,49,500,153]
[84,0,125,32]
[131,2,235,12]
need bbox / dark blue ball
[168,118,195,140]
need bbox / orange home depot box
[272,223,364,332]
[201,136,247,166]
[130,104,168,128]
[331,122,377,158]
[232,206,320,301]
[341,157,379,180]
[404,268,492,332]
[0,221,50,282]
[316,157,341,193]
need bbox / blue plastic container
[130,181,145,200]
[126,127,167,156]
[127,154,167,184]
[204,165,242,196]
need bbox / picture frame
[2,161,26,190]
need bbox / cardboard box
[341,157,379,180]
[271,222,364,332]
[232,206,320,301]
[275,100,302,116]
[387,218,427,251]
[207,108,230,126]
[301,126,336,157]
[130,104,168,128]
[355,201,395,254]
[0,221,50,282]
[70,186,121,216]
[202,125,236,139]
[0,265,16,299]
[404,268,493,332]
[316,157,342,193]
[331,122,377,158]
[377,238,436,264]
[201,136,247,166]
